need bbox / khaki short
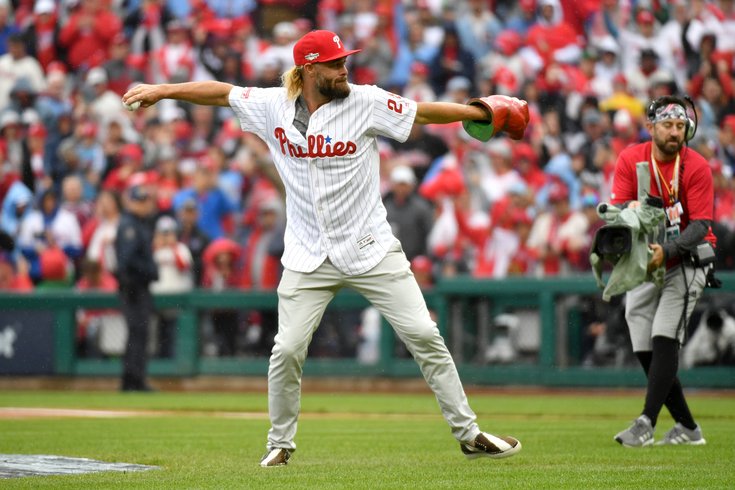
[625,264,708,352]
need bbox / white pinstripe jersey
[228,84,418,275]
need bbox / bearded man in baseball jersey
[123,30,529,467]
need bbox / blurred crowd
[0,0,734,302]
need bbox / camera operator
[610,96,716,447]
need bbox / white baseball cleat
[460,432,522,459]
[260,448,292,467]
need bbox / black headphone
[646,95,697,142]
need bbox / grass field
[0,387,733,489]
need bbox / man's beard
[654,134,684,158]
[316,74,350,99]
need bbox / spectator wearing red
[102,143,144,194]
[526,0,582,67]
[152,146,183,213]
[527,182,589,276]
[480,30,527,98]
[84,189,122,274]
[201,237,242,356]
[22,0,60,71]
[229,15,268,84]
[239,197,283,290]
[0,253,33,292]
[489,181,535,233]
[453,190,523,279]
[558,0,598,38]
[507,209,536,277]
[711,159,735,229]
[411,254,434,289]
[59,0,122,71]
[513,142,547,192]
[36,246,74,288]
[151,20,195,84]
[75,258,119,355]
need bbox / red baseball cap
[119,143,143,163]
[548,182,569,203]
[293,30,360,66]
[723,115,735,133]
[636,10,655,24]
[28,123,47,138]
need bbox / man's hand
[124,81,233,108]
[647,243,664,273]
[462,95,529,141]
[122,84,165,109]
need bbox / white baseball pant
[266,240,480,450]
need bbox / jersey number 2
[387,99,403,114]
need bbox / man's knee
[402,320,440,346]
[271,339,309,365]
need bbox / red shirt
[611,142,716,249]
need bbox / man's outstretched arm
[122,81,235,108]
[415,102,487,125]
[416,96,529,141]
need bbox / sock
[636,349,697,430]
[642,336,681,428]
[635,351,652,374]
[664,378,697,430]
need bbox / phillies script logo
[274,127,357,158]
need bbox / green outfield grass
[0,389,733,489]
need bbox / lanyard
[651,150,680,205]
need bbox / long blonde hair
[282,66,304,100]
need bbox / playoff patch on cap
[293,30,361,66]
